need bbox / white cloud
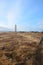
[7,12,14,21]
[0,21,6,27]
[6,0,22,29]
[33,19,43,31]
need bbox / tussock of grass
[0,32,43,65]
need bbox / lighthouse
[15,24,17,32]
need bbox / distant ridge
[0,26,11,32]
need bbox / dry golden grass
[0,32,43,65]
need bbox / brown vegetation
[0,32,43,65]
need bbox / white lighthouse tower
[15,24,17,32]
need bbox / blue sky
[0,0,43,31]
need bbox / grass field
[0,32,43,65]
